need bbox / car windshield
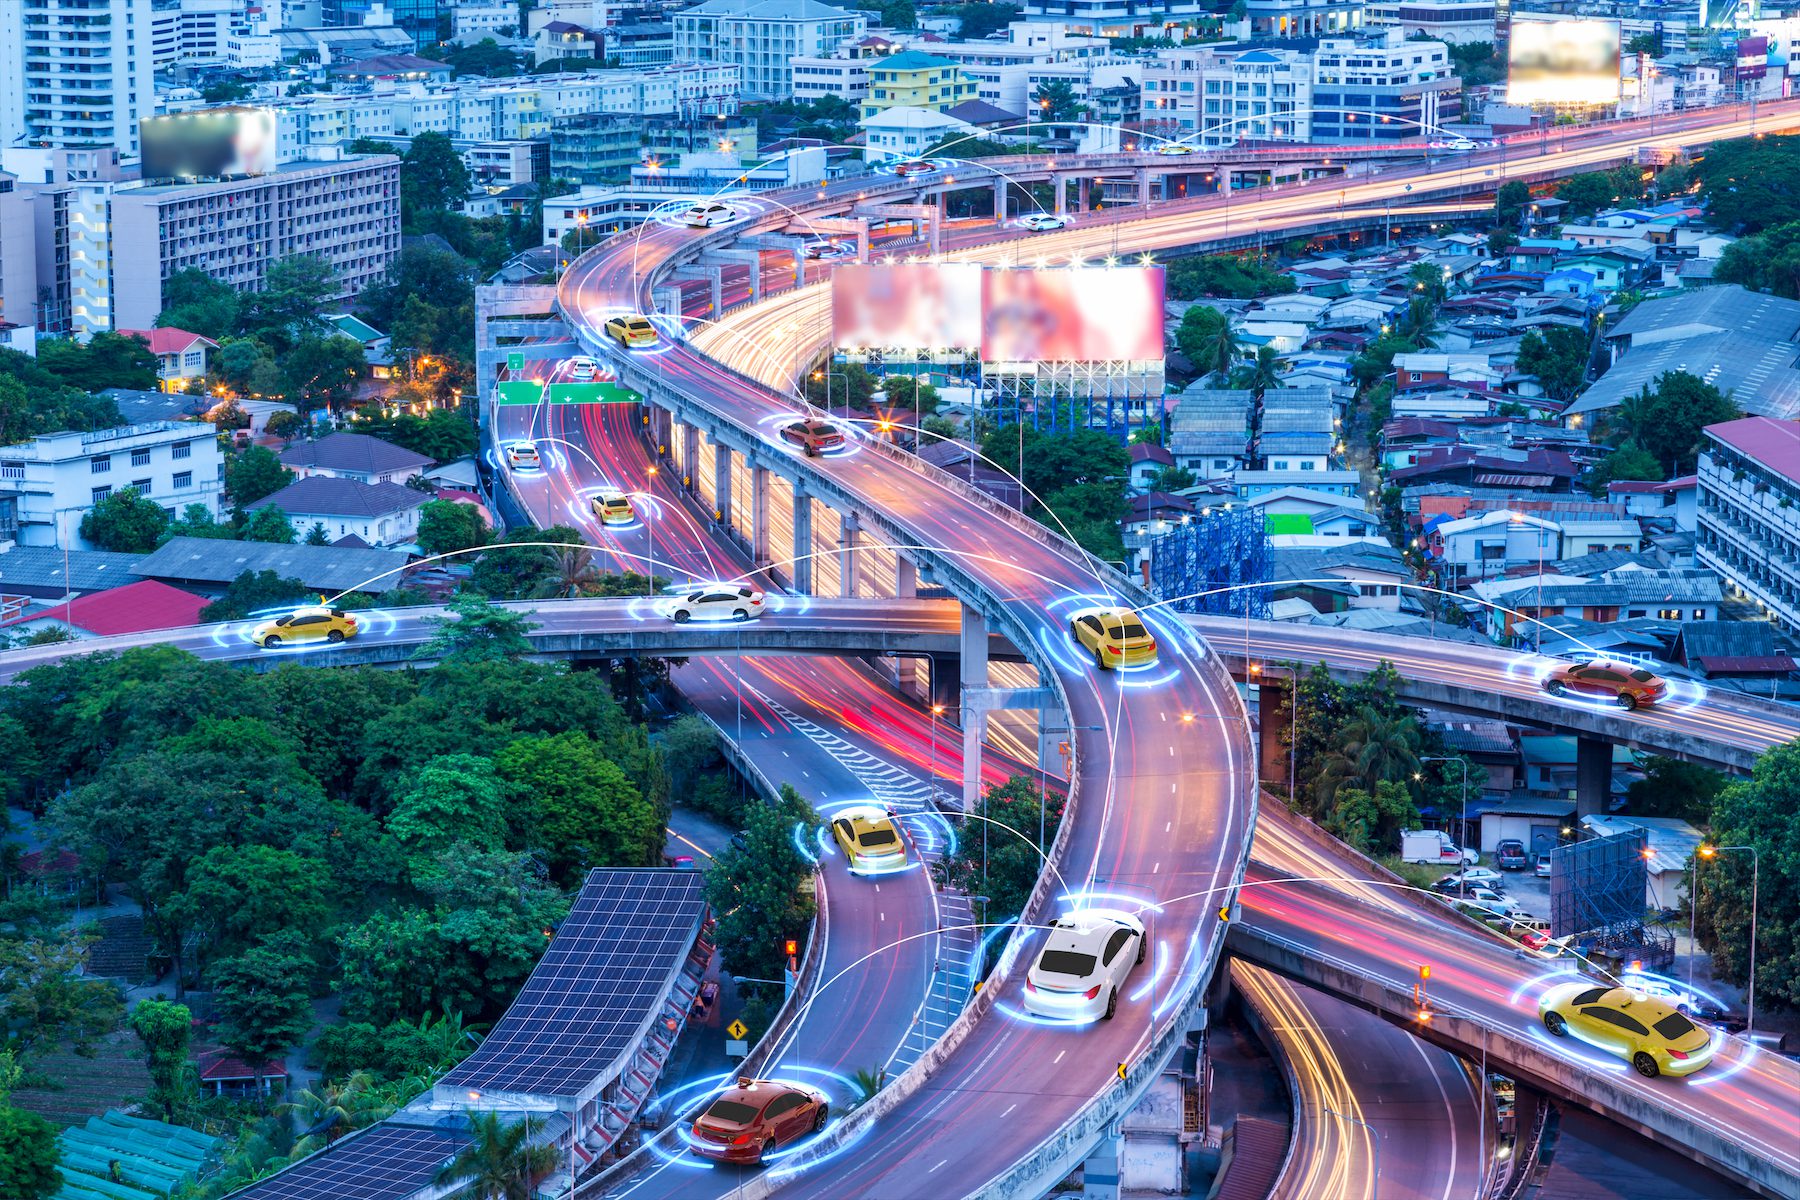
[1120,622,1149,639]
[1629,669,1657,682]
[703,1100,761,1125]
[859,828,898,848]
[1653,1011,1699,1040]
[1037,950,1097,978]
[813,423,839,436]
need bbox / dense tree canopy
[1694,741,1800,1008]
[1696,133,1800,232]
[1165,254,1296,301]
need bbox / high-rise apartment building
[1697,416,1800,634]
[0,0,157,156]
[673,0,866,100]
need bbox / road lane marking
[929,1161,947,1174]
[1054,1050,1066,1063]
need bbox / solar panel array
[229,1122,468,1200]
[438,868,708,1100]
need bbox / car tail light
[1025,978,1036,992]
[731,1133,753,1145]
[1667,1048,1688,1060]
[1107,646,1121,655]
[1145,640,1157,652]
[1085,985,1102,999]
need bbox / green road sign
[507,352,525,372]
[494,380,643,405]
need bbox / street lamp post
[645,465,659,596]
[930,702,946,809]
[1319,1106,1381,1195]
[1698,844,1760,1034]
[813,369,848,420]
[1419,755,1470,897]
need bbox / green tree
[35,332,158,392]
[208,930,317,1077]
[1615,371,1741,474]
[1584,442,1661,497]
[166,844,333,974]
[306,521,332,546]
[1494,179,1530,230]
[935,776,1061,922]
[360,242,477,332]
[226,445,296,508]
[284,335,367,412]
[440,37,523,78]
[0,1105,61,1200]
[1556,167,1643,217]
[1627,757,1727,823]
[1311,703,1422,812]
[403,132,473,220]
[875,0,915,28]
[1149,465,1196,492]
[388,753,514,861]
[1233,344,1288,398]
[1696,133,1800,232]
[0,931,124,1055]
[1032,79,1083,121]
[417,591,539,663]
[949,1,1020,39]
[1516,326,1590,400]
[1164,254,1296,301]
[198,570,314,622]
[350,408,480,463]
[496,733,659,883]
[1713,220,1800,298]
[1350,331,1418,389]
[242,255,336,347]
[1694,740,1800,1007]
[129,999,194,1120]
[434,1110,559,1200]
[241,504,299,544]
[159,267,241,333]
[1325,780,1419,854]
[470,525,584,600]
[79,486,171,553]
[1175,305,1240,379]
[706,785,816,982]
[414,500,490,559]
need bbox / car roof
[837,810,897,834]
[714,1078,809,1106]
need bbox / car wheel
[326,630,344,644]
[1544,679,1565,696]
[756,1137,771,1163]
[1069,620,1081,643]
[734,609,749,621]
[1135,933,1146,964]
[812,1104,829,1132]
[1617,693,1638,711]
[1103,988,1118,1020]
[263,635,281,648]
[1633,1052,1660,1078]
[1543,1011,1567,1036]
[1094,646,1108,671]
[672,610,691,623]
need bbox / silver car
[1023,907,1145,1022]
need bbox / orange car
[690,1077,829,1163]
[1541,660,1668,710]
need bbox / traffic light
[784,939,799,959]
[1419,964,1431,981]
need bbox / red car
[1542,660,1668,710]
[894,160,937,176]
[690,1077,829,1163]
[781,418,845,456]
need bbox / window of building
[91,454,110,473]
[172,441,191,460]
[131,478,151,492]
[173,470,192,489]
[131,447,151,467]
[92,485,111,503]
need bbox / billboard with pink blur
[831,263,983,350]
[981,267,1166,363]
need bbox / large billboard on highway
[831,263,982,350]
[1506,18,1621,105]
[981,267,1166,363]
[141,107,279,181]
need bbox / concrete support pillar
[1077,177,1090,212]
[746,259,762,304]
[838,512,858,598]
[1258,679,1292,795]
[792,249,806,288]
[929,196,944,256]
[994,178,1008,221]
[927,655,959,712]
[713,442,732,524]
[1053,174,1067,216]
[683,424,700,494]
[1576,736,1611,817]
[791,489,813,594]
[707,267,724,318]
[1081,1131,1122,1200]
[1136,169,1152,206]
[654,285,683,318]
[897,555,917,598]
[1039,705,1069,776]
[751,464,771,566]
[960,608,989,812]
[855,220,871,261]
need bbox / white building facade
[1696,417,1800,634]
[0,422,223,548]
[0,0,157,156]
[673,0,867,100]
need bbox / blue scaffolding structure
[1147,506,1272,618]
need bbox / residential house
[1232,468,1362,498]
[116,328,217,394]
[131,537,411,598]
[253,476,430,547]
[861,107,975,160]
[0,578,207,640]
[0,423,222,549]
[1502,570,1723,643]
[1271,542,1412,613]
[1671,620,1798,694]
[1392,351,1500,392]
[1255,389,1337,473]
[1168,390,1253,479]
[278,432,433,487]
[1128,442,1175,491]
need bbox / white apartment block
[1310,32,1459,141]
[454,0,520,37]
[276,96,398,159]
[1362,0,1496,44]
[791,57,871,103]
[149,0,252,68]
[673,0,867,100]
[1141,47,1312,145]
[0,0,157,156]
[1696,417,1800,634]
[1246,0,1364,38]
[106,155,401,331]
[1018,0,1210,27]
[0,173,35,356]
[0,422,223,549]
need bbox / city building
[537,20,604,67]
[861,107,974,161]
[1363,0,1496,42]
[860,51,977,120]
[1246,0,1365,38]
[106,154,402,332]
[6,148,132,337]
[1142,46,1312,145]
[321,0,438,47]
[148,0,250,68]
[278,431,433,486]
[1017,0,1211,29]
[251,475,429,546]
[0,0,157,156]
[453,0,519,37]
[0,422,224,549]
[116,327,218,392]
[1310,30,1460,142]
[0,171,35,357]
[1696,415,1800,634]
[609,20,674,66]
[673,0,867,100]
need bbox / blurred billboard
[141,107,278,181]
[831,263,982,350]
[1507,18,1621,105]
[982,267,1166,363]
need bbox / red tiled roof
[117,327,217,356]
[0,579,208,637]
[1607,480,1662,493]
[1706,416,1800,482]
[199,1050,287,1081]
[1696,655,1797,674]
[17,849,80,876]
[1655,475,1697,492]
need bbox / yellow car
[251,606,359,650]
[1539,982,1715,1077]
[829,808,907,874]
[1070,608,1158,670]
[591,491,635,525]
[605,315,658,349]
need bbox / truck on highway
[1401,829,1479,866]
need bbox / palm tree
[434,1111,560,1200]
[1176,306,1242,382]
[1239,344,1288,399]
[283,1071,381,1148]
[530,545,604,599]
[1311,704,1422,809]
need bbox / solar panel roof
[437,869,708,1101]
[230,1122,467,1200]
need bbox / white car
[1434,867,1505,892]
[568,356,599,382]
[804,240,850,259]
[669,584,766,624]
[1535,857,1552,878]
[1435,137,1478,152]
[682,202,736,229]
[505,440,542,470]
[1023,907,1145,1022]
[1019,213,1067,232]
